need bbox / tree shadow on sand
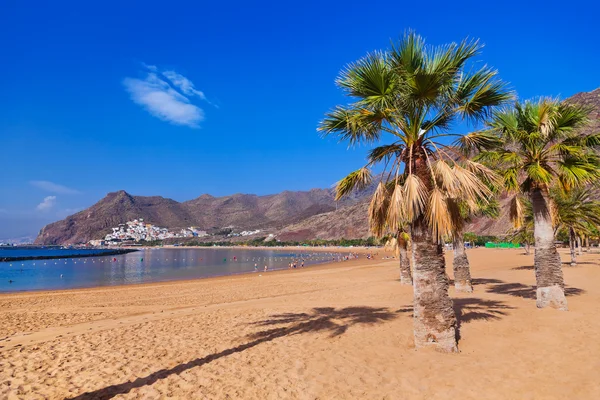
[486,283,585,299]
[511,265,534,270]
[448,278,504,286]
[452,297,515,341]
[514,262,599,270]
[67,306,404,400]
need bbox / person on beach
[254,263,258,272]
[264,265,268,272]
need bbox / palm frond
[509,194,524,229]
[319,106,384,145]
[368,144,404,164]
[334,167,373,200]
[368,182,390,237]
[403,174,427,220]
[427,187,452,241]
[387,184,405,232]
[455,131,502,154]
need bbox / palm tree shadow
[452,297,514,341]
[512,265,534,270]
[67,306,404,400]
[562,261,599,267]
[486,283,585,299]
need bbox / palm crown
[477,98,600,226]
[552,187,600,237]
[319,32,511,239]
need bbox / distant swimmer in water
[9,280,14,284]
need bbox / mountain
[35,188,369,245]
[277,202,370,241]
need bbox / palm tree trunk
[412,214,458,352]
[569,227,577,266]
[585,236,589,251]
[525,242,531,255]
[577,236,582,256]
[452,229,473,292]
[398,235,412,285]
[531,187,567,310]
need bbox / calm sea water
[0,248,352,292]
[0,247,123,259]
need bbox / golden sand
[1,247,599,399]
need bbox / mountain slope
[35,188,368,245]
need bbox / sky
[0,0,598,239]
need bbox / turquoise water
[0,248,352,292]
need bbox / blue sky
[0,0,598,239]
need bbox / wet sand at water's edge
[1,247,599,399]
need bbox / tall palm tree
[451,197,500,292]
[552,187,600,265]
[478,99,599,310]
[319,32,510,352]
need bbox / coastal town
[89,218,263,245]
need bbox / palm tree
[552,187,600,266]
[319,32,510,352]
[451,197,500,292]
[383,230,412,284]
[396,230,412,284]
[478,99,599,310]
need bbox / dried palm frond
[509,194,524,229]
[387,183,405,232]
[433,160,457,194]
[452,164,492,205]
[403,174,427,220]
[446,198,464,232]
[427,187,452,240]
[463,160,502,188]
[369,182,390,237]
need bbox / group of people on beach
[288,259,305,269]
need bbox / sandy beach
[1,247,599,399]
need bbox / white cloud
[30,180,80,194]
[36,196,57,211]
[123,65,209,128]
[162,70,207,100]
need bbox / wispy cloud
[36,196,57,211]
[162,70,207,100]
[30,180,80,194]
[123,64,209,128]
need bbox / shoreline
[0,246,384,296]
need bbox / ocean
[0,247,354,292]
